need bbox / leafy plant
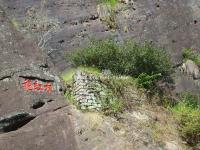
[136,73,161,89]
[172,102,200,147]
[68,39,173,78]
[101,95,123,114]
[172,94,200,148]
[179,92,200,107]
[104,75,136,96]
[183,48,200,65]
[64,91,76,105]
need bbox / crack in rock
[0,112,35,133]
[19,76,54,83]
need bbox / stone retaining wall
[73,71,107,111]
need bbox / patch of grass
[172,93,200,149]
[183,48,200,65]
[69,39,173,78]
[64,90,76,105]
[109,98,123,113]
[61,66,101,82]
[79,66,101,76]
[179,92,200,107]
[61,68,77,82]
[101,0,118,7]
[172,96,200,148]
[83,112,103,129]
[11,18,20,30]
[103,75,136,96]
[102,95,123,114]
[151,122,172,142]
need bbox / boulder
[182,60,200,79]
[0,108,77,150]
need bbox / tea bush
[173,103,200,147]
[136,73,161,89]
[69,39,173,78]
[172,94,200,148]
[183,48,200,65]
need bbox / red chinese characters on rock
[22,79,53,93]
[22,79,33,91]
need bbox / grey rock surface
[0,7,77,150]
[0,108,76,150]
[0,0,200,149]
[182,59,200,79]
[0,112,35,133]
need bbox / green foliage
[61,68,76,82]
[179,92,200,107]
[106,75,136,96]
[79,66,101,76]
[101,95,123,114]
[101,0,118,6]
[183,48,200,65]
[64,91,76,105]
[136,73,161,89]
[172,94,200,148]
[61,66,101,82]
[69,39,173,78]
[68,39,120,73]
[109,98,123,113]
[172,93,200,148]
[62,67,124,114]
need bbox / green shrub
[183,48,200,65]
[179,92,200,107]
[172,94,200,148]
[136,73,161,89]
[69,39,173,78]
[64,91,76,105]
[101,95,123,114]
[172,102,200,147]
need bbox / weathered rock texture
[181,60,200,79]
[176,59,200,94]
[0,112,35,133]
[0,7,77,150]
[0,0,200,149]
[70,105,183,150]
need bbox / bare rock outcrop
[181,60,200,79]
[0,7,77,150]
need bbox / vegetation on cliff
[69,39,172,78]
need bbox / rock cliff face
[0,0,200,149]
[0,7,77,150]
